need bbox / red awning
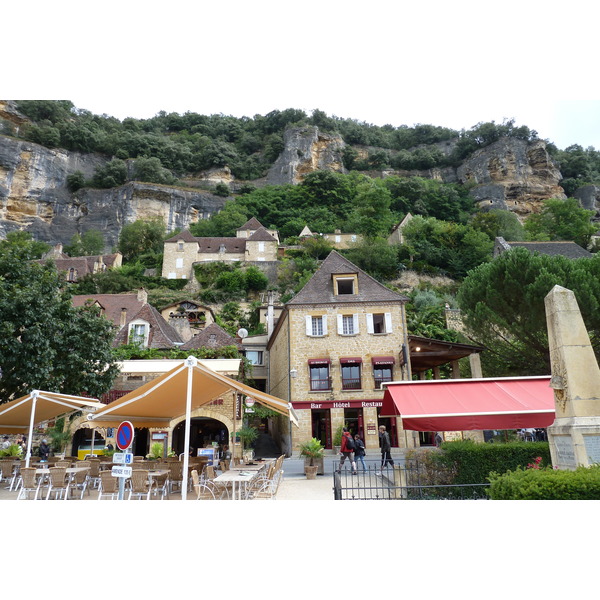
[372,356,395,365]
[340,357,362,364]
[380,376,555,431]
[308,358,330,365]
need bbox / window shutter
[322,316,328,335]
[385,313,393,333]
[366,313,374,334]
[306,316,312,336]
[337,314,343,334]
[353,314,359,334]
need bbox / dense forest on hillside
[5,100,600,194]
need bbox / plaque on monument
[583,435,600,464]
[553,435,576,467]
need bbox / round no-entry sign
[116,421,134,450]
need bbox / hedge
[433,440,552,485]
[487,465,600,499]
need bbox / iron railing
[332,461,490,500]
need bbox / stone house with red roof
[37,243,122,282]
[161,217,279,281]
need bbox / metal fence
[332,461,490,500]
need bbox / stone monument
[545,285,600,469]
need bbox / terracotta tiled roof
[247,227,277,242]
[286,250,409,306]
[113,303,184,349]
[237,217,264,231]
[164,230,199,243]
[180,323,241,350]
[197,238,246,253]
[72,293,146,329]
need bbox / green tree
[346,180,395,239]
[133,157,176,185]
[457,248,600,376]
[0,231,49,260]
[92,158,127,188]
[524,197,596,248]
[470,209,525,241]
[0,243,119,402]
[64,230,105,256]
[117,218,166,262]
[343,237,400,280]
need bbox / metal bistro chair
[0,460,18,491]
[204,465,230,499]
[127,470,154,500]
[98,470,119,500]
[68,467,91,499]
[191,469,216,500]
[46,467,70,500]
[16,467,42,500]
[168,460,184,493]
[87,459,101,489]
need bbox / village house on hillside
[161,217,279,281]
[71,289,184,350]
[267,250,414,454]
[493,237,593,259]
[36,243,122,282]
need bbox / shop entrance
[376,414,398,447]
[311,409,332,449]
[172,417,228,456]
[343,408,364,438]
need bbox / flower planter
[305,465,319,480]
[304,456,324,475]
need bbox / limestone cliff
[266,126,345,185]
[456,138,566,218]
[0,135,226,249]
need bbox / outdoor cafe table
[213,469,260,500]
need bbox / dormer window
[333,274,358,295]
[128,320,150,347]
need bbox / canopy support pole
[25,391,38,468]
[181,356,196,501]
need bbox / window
[337,314,359,336]
[245,350,264,365]
[309,360,331,391]
[333,274,358,295]
[372,357,395,389]
[177,241,184,251]
[176,258,183,269]
[306,315,327,336]
[366,312,393,334]
[341,363,361,390]
[129,322,148,346]
[258,242,265,252]
[373,366,393,389]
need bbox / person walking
[353,434,367,470]
[337,428,357,475]
[378,425,394,473]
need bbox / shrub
[435,440,552,485]
[487,465,600,499]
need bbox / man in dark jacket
[337,428,357,475]
[39,439,50,462]
[378,425,394,472]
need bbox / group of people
[336,425,395,475]
[2,435,28,453]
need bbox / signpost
[113,421,134,500]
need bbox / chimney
[267,290,274,339]
[137,288,148,305]
[120,308,127,329]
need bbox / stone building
[493,237,592,259]
[161,217,279,280]
[267,250,414,454]
[36,243,122,282]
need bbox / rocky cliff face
[456,138,566,218]
[0,135,226,249]
[266,126,345,185]
[0,121,575,249]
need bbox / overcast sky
[5,1,600,151]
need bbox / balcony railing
[310,377,332,392]
[374,376,392,390]
[341,378,362,390]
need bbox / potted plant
[299,438,325,479]
[146,441,164,460]
[333,424,344,455]
[237,426,259,462]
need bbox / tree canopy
[457,247,600,376]
[0,238,119,402]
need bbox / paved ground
[0,453,403,501]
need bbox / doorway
[172,417,228,456]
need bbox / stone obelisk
[545,284,600,469]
